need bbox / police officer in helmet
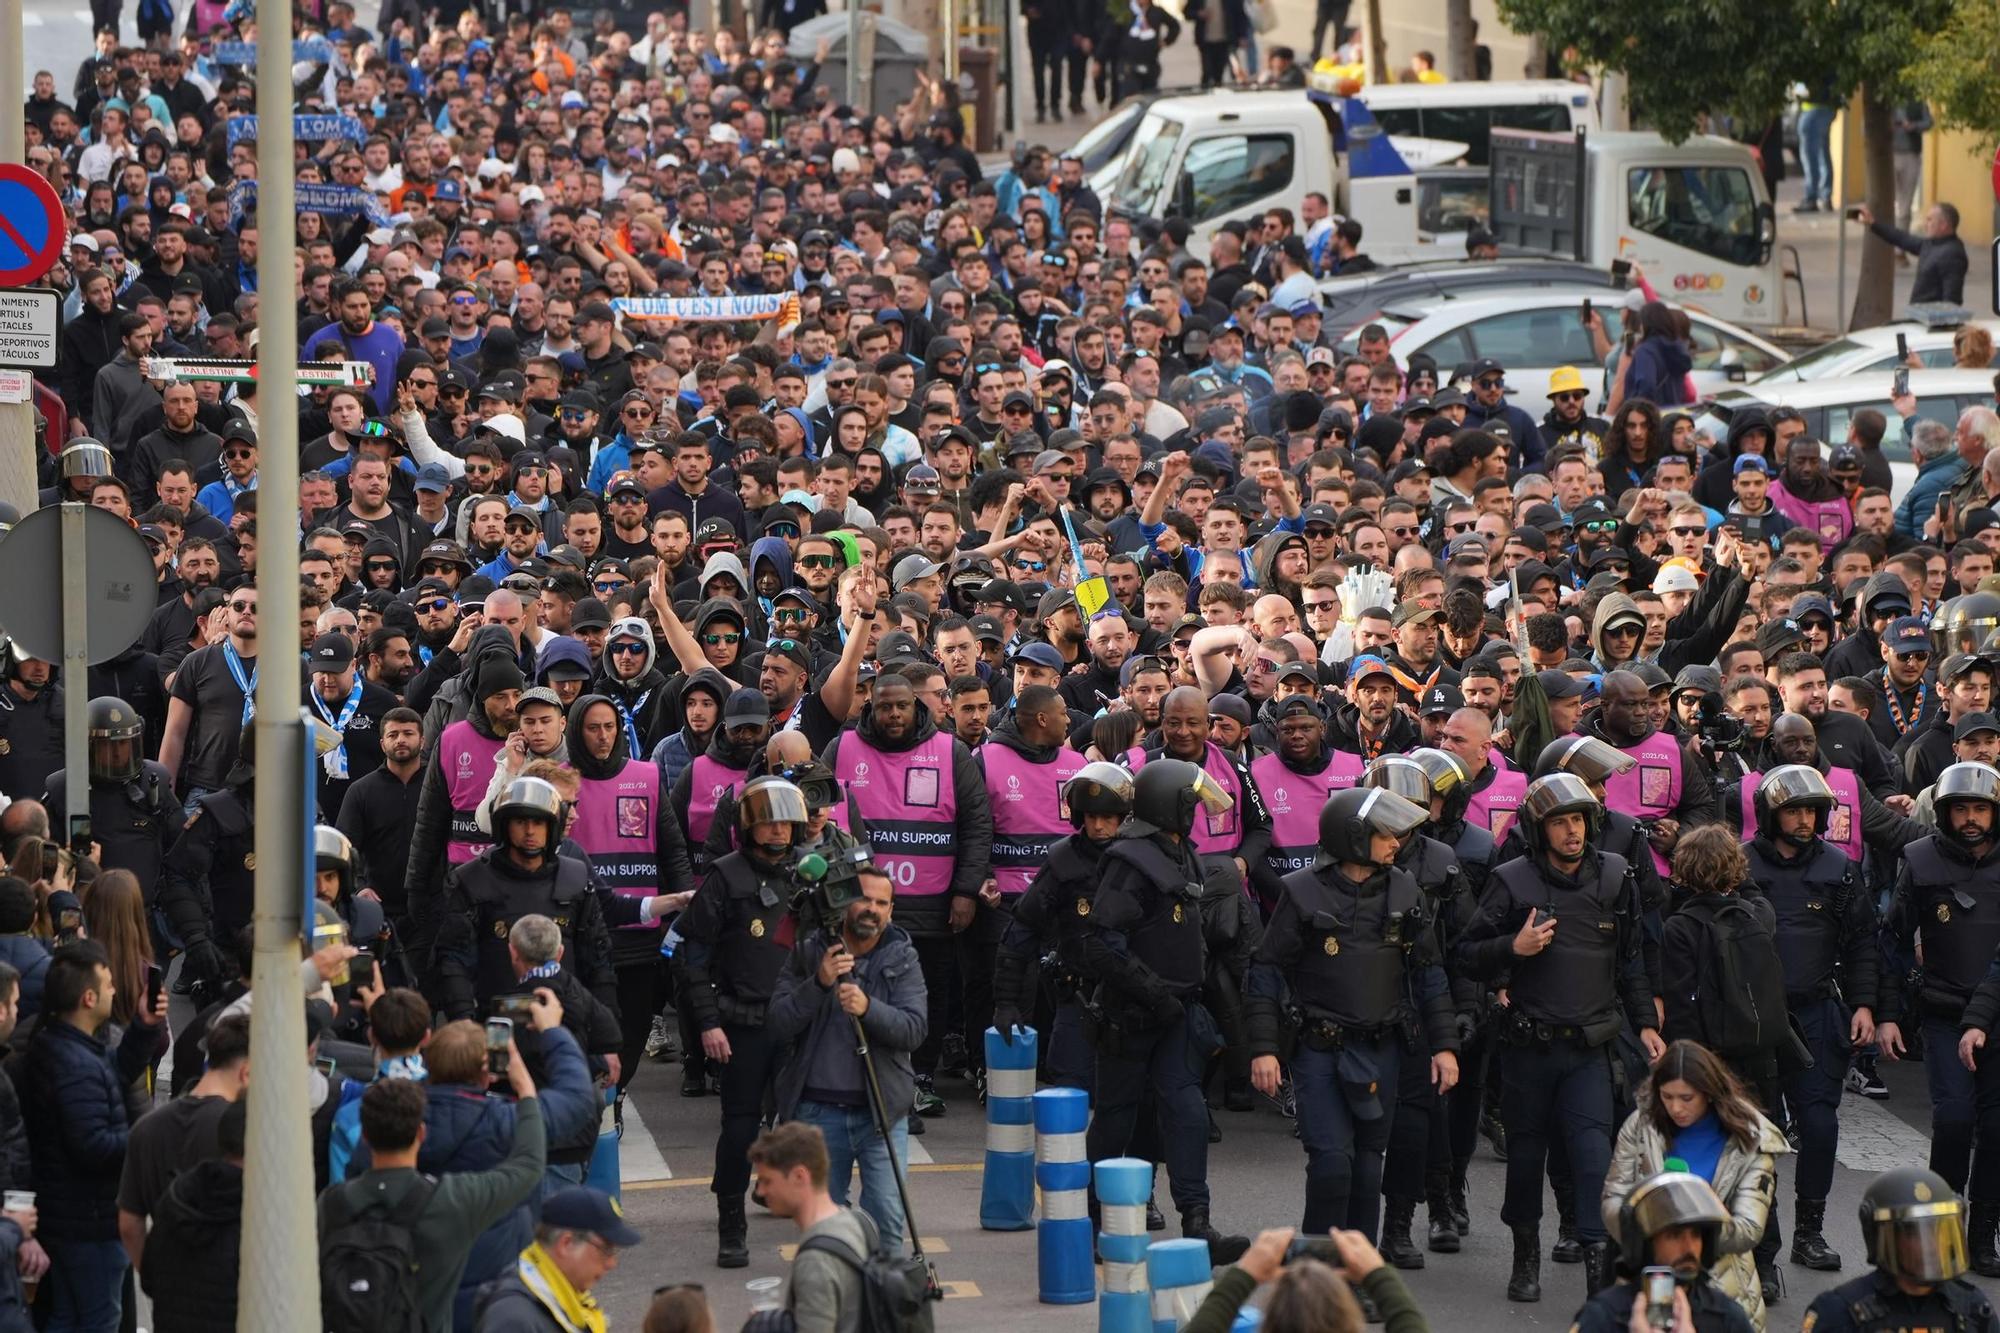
[1456,772,1662,1305]
[44,695,183,896]
[431,774,618,1026]
[1569,1171,1755,1332]
[157,721,258,1000]
[1247,786,1457,1253]
[1079,756,1247,1258]
[312,825,409,996]
[1744,763,1878,1275]
[1802,1167,1997,1331]
[1878,761,2000,1276]
[677,776,812,1269]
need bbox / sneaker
[644,1013,675,1062]
[1261,1077,1297,1119]
[970,1067,988,1106]
[940,1033,969,1080]
[907,1110,926,1137]
[914,1076,947,1118]
[1846,1067,1890,1100]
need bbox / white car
[1710,369,2000,494]
[1753,320,2000,384]
[1339,289,1790,410]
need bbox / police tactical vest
[1746,839,1857,1001]
[709,852,799,1008]
[457,853,592,1002]
[1906,838,2000,1005]
[1491,850,1630,1029]
[1277,862,1425,1028]
[1102,833,1208,992]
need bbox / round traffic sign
[0,165,66,289]
[0,505,156,664]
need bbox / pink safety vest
[834,729,960,895]
[686,754,747,860]
[439,720,505,866]
[571,759,662,929]
[1466,765,1528,843]
[1770,480,1856,553]
[981,743,1086,896]
[1327,748,1365,793]
[1250,752,1343,879]
[1737,765,1864,865]
[1600,730,1684,875]
[1129,742,1246,856]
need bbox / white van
[1358,79,1601,167]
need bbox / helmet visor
[1550,735,1637,785]
[1521,772,1601,826]
[1190,766,1235,818]
[1355,787,1429,839]
[1629,1172,1731,1239]
[1937,762,2000,808]
[739,780,809,826]
[1364,756,1432,805]
[1409,747,1469,798]
[1064,762,1135,815]
[1757,764,1835,811]
[1873,1202,1969,1284]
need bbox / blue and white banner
[226,112,366,146]
[212,38,335,66]
[613,293,800,324]
[229,178,385,224]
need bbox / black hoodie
[1692,406,1772,513]
[565,694,695,966]
[140,1157,243,1333]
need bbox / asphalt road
[585,1043,1974,1331]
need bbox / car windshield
[1754,337,1868,383]
[1071,100,1147,176]
[1626,165,1762,266]
[1114,114,1184,215]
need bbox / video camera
[787,842,878,940]
[1695,691,1746,754]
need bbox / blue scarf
[223,640,257,725]
[311,677,364,780]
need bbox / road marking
[907,1136,934,1166]
[619,1097,672,1183]
[938,1281,981,1299]
[1835,1092,1934,1172]
[624,1162,984,1192]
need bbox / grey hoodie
[1590,591,1646,670]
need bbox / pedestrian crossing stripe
[618,1103,932,1184]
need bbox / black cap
[309,632,356,671]
[1535,669,1587,700]
[1954,711,2000,742]
[1420,682,1464,716]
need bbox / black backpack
[319,1175,438,1333]
[1690,895,1789,1056]
[795,1211,940,1333]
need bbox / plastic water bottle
[659,923,683,960]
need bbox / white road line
[1835,1093,1934,1172]
[619,1096,673,1183]
[907,1134,933,1166]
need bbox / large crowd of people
[6,0,2000,1328]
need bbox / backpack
[1690,895,1789,1056]
[794,1211,940,1333]
[318,1175,438,1333]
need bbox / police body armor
[683,851,795,1028]
[48,764,177,890]
[1098,831,1208,1002]
[1449,820,1496,892]
[1489,850,1632,1038]
[161,785,257,946]
[1012,834,1106,1002]
[452,852,594,1007]
[1276,862,1427,1034]
[1746,838,1861,1005]
[1905,839,2000,1015]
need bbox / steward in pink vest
[1247,697,1348,916]
[1583,670,1720,878]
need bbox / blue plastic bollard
[586,1087,620,1201]
[1148,1236,1213,1331]
[1034,1086,1095,1304]
[1095,1157,1153,1333]
[981,1025,1039,1230]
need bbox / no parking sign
[0,165,66,289]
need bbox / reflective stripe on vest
[835,730,959,894]
[1600,731,1683,876]
[1737,765,1863,865]
[571,759,662,929]
[687,754,747,856]
[1466,766,1528,843]
[440,720,505,865]
[1250,752,1341,878]
[982,743,1086,896]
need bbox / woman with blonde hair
[1954,324,1995,369]
[1602,1040,1787,1331]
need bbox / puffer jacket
[19,1016,162,1241]
[140,1156,242,1333]
[1601,1106,1790,1332]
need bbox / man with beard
[1727,713,1921,864]
[600,475,654,560]
[593,618,670,759]
[1880,765,2000,1276]
[142,536,220,661]
[128,383,221,510]
[1059,613,1137,716]
[1246,695,1348,914]
[825,673,992,1124]
[1538,369,1609,460]
[1581,670,1718,879]
[335,707,426,923]
[304,633,398,825]
[671,689,773,883]
[304,280,406,414]
[361,627,417,701]
[1329,655,1421,770]
[1380,604,1460,708]
[159,586,258,812]
[408,578,462,671]
[565,695,696,1095]
[1771,652,1907,803]
[1825,571,1915,682]
[1770,437,1854,555]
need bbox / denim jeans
[1798,106,1836,205]
[44,1238,126,1333]
[795,1099,910,1252]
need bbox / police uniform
[993,831,1108,1093]
[1804,1166,2000,1331]
[1801,1271,1998,1332]
[156,777,257,992]
[430,840,617,1022]
[1246,787,1453,1239]
[43,759,182,894]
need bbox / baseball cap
[1756,618,1805,658]
[413,462,451,494]
[723,688,771,728]
[892,554,942,590]
[1733,454,1774,477]
[1521,503,1569,536]
[1391,603,1438,629]
[1651,562,1700,595]
[876,630,925,664]
[1036,587,1077,620]
[1955,711,2000,742]
[1883,616,1932,654]
[1348,654,1394,685]
[1420,683,1464,716]
[1535,669,1586,700]
[1012,641,1065,671]
[517,686,564,712]
[538,1187,642,1247]
[1941,653,1994,685]
[969,613,1006,644]
[309,633,355,671]
[1270,695,1321,723]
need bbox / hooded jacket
[667,711,767,853]
[1692,407,1771,512]
[1589,592,1647,671]
[1621,333,1693,408]
[695,550,751,604]
[766,922,927,1121]
[139,1157,243,1333]
[1825,571,1916,681]
[532,634,593,688]
[565,693,695,959]
[821,701,993,936]
[409,623,535,736]
[1769,455,1853,552]
[592,618,671,756]
[747,536,795,635]
[649,666,732,791]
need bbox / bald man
[1578,669,1717,877]
[1442,707,1528,843]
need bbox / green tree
[1906,0,2000,147]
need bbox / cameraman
[766,857,927,1255]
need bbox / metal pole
[58,504,86,830]
[1836,106,1851,332]
[237,0,314,1321]
[0,0,38,520]
[942,0,958,82]
[846,0,861,108]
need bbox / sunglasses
[449,293,478,305]
[1552,391,1588,403]
[773,606,810,621]
[408,377,437,388]
[560,409,590,422]
[465,465,494,478]
[1895,649,1932,661]
[799,554,840,569]
[365,559,398,571]
[1304,525,1337,539]
[1388,526,1418,538]
[505,521,540,533]
[1305,598,1339,612]
[228,600,256,612]
[609,641,648,656]
[223,447,255,459]
[1581,519,1619,534]
[624,406,655,418]
[1447,521,1475,534]
[701,632,742,646]
[1671,526,1704,538]
[1475,377,1505,390]
[593,578,628,592]
[417,598,452,613]
[1605,623,1641,637]
[1013,558,1047,572]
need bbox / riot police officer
[991,761,1134,1093]
[311,825,409,994]
[1878,762,2000,1275]
[156,722,257,1000]
[431,775,619,1026]
[1246,786,1457,1247]
[677,776,811,1270]
[44,696,183,893]
[1361,752,1474,1269]
[1078,757,1247,1257]
[1743,764,1877,1275]
[1455,773,1663,1305]
[1571,1172,1755,1333]
[1801,1167,1997,1331]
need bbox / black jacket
[1572,1275,1753,1333]
[18,1015,162,1242]
[1869,221,1969,304]
[139,1157,242,1333]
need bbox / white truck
[1101,78,1787,327]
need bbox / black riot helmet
[493,775,566,853]
[87,696,144,782]
[1752,764,1834,844]
[1935,762,2000,847]
[1517,772,1602,852]
[1614,1171,1730,1275]
[1936,591,2000,659]
[1063,761,1135,829]
[1362,754,1432,807]
[739,776,809,829]
[1318,787,1429,866]
[1858,1167,1969,1284]
[314,825,357,901]
[1128,757,1232,839]
[1408,747,1472,824]
[1534,734,1638,789]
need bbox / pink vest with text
[835,729,960,895]
[1466,765,1528,843]
[1251,752,1343,878]
[1600,730,1684,876]
[572,759,662,929]
[440,720,504,866]
[982,743,1086,896]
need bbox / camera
[1695,691,1746,753]
[788,843,877,939]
